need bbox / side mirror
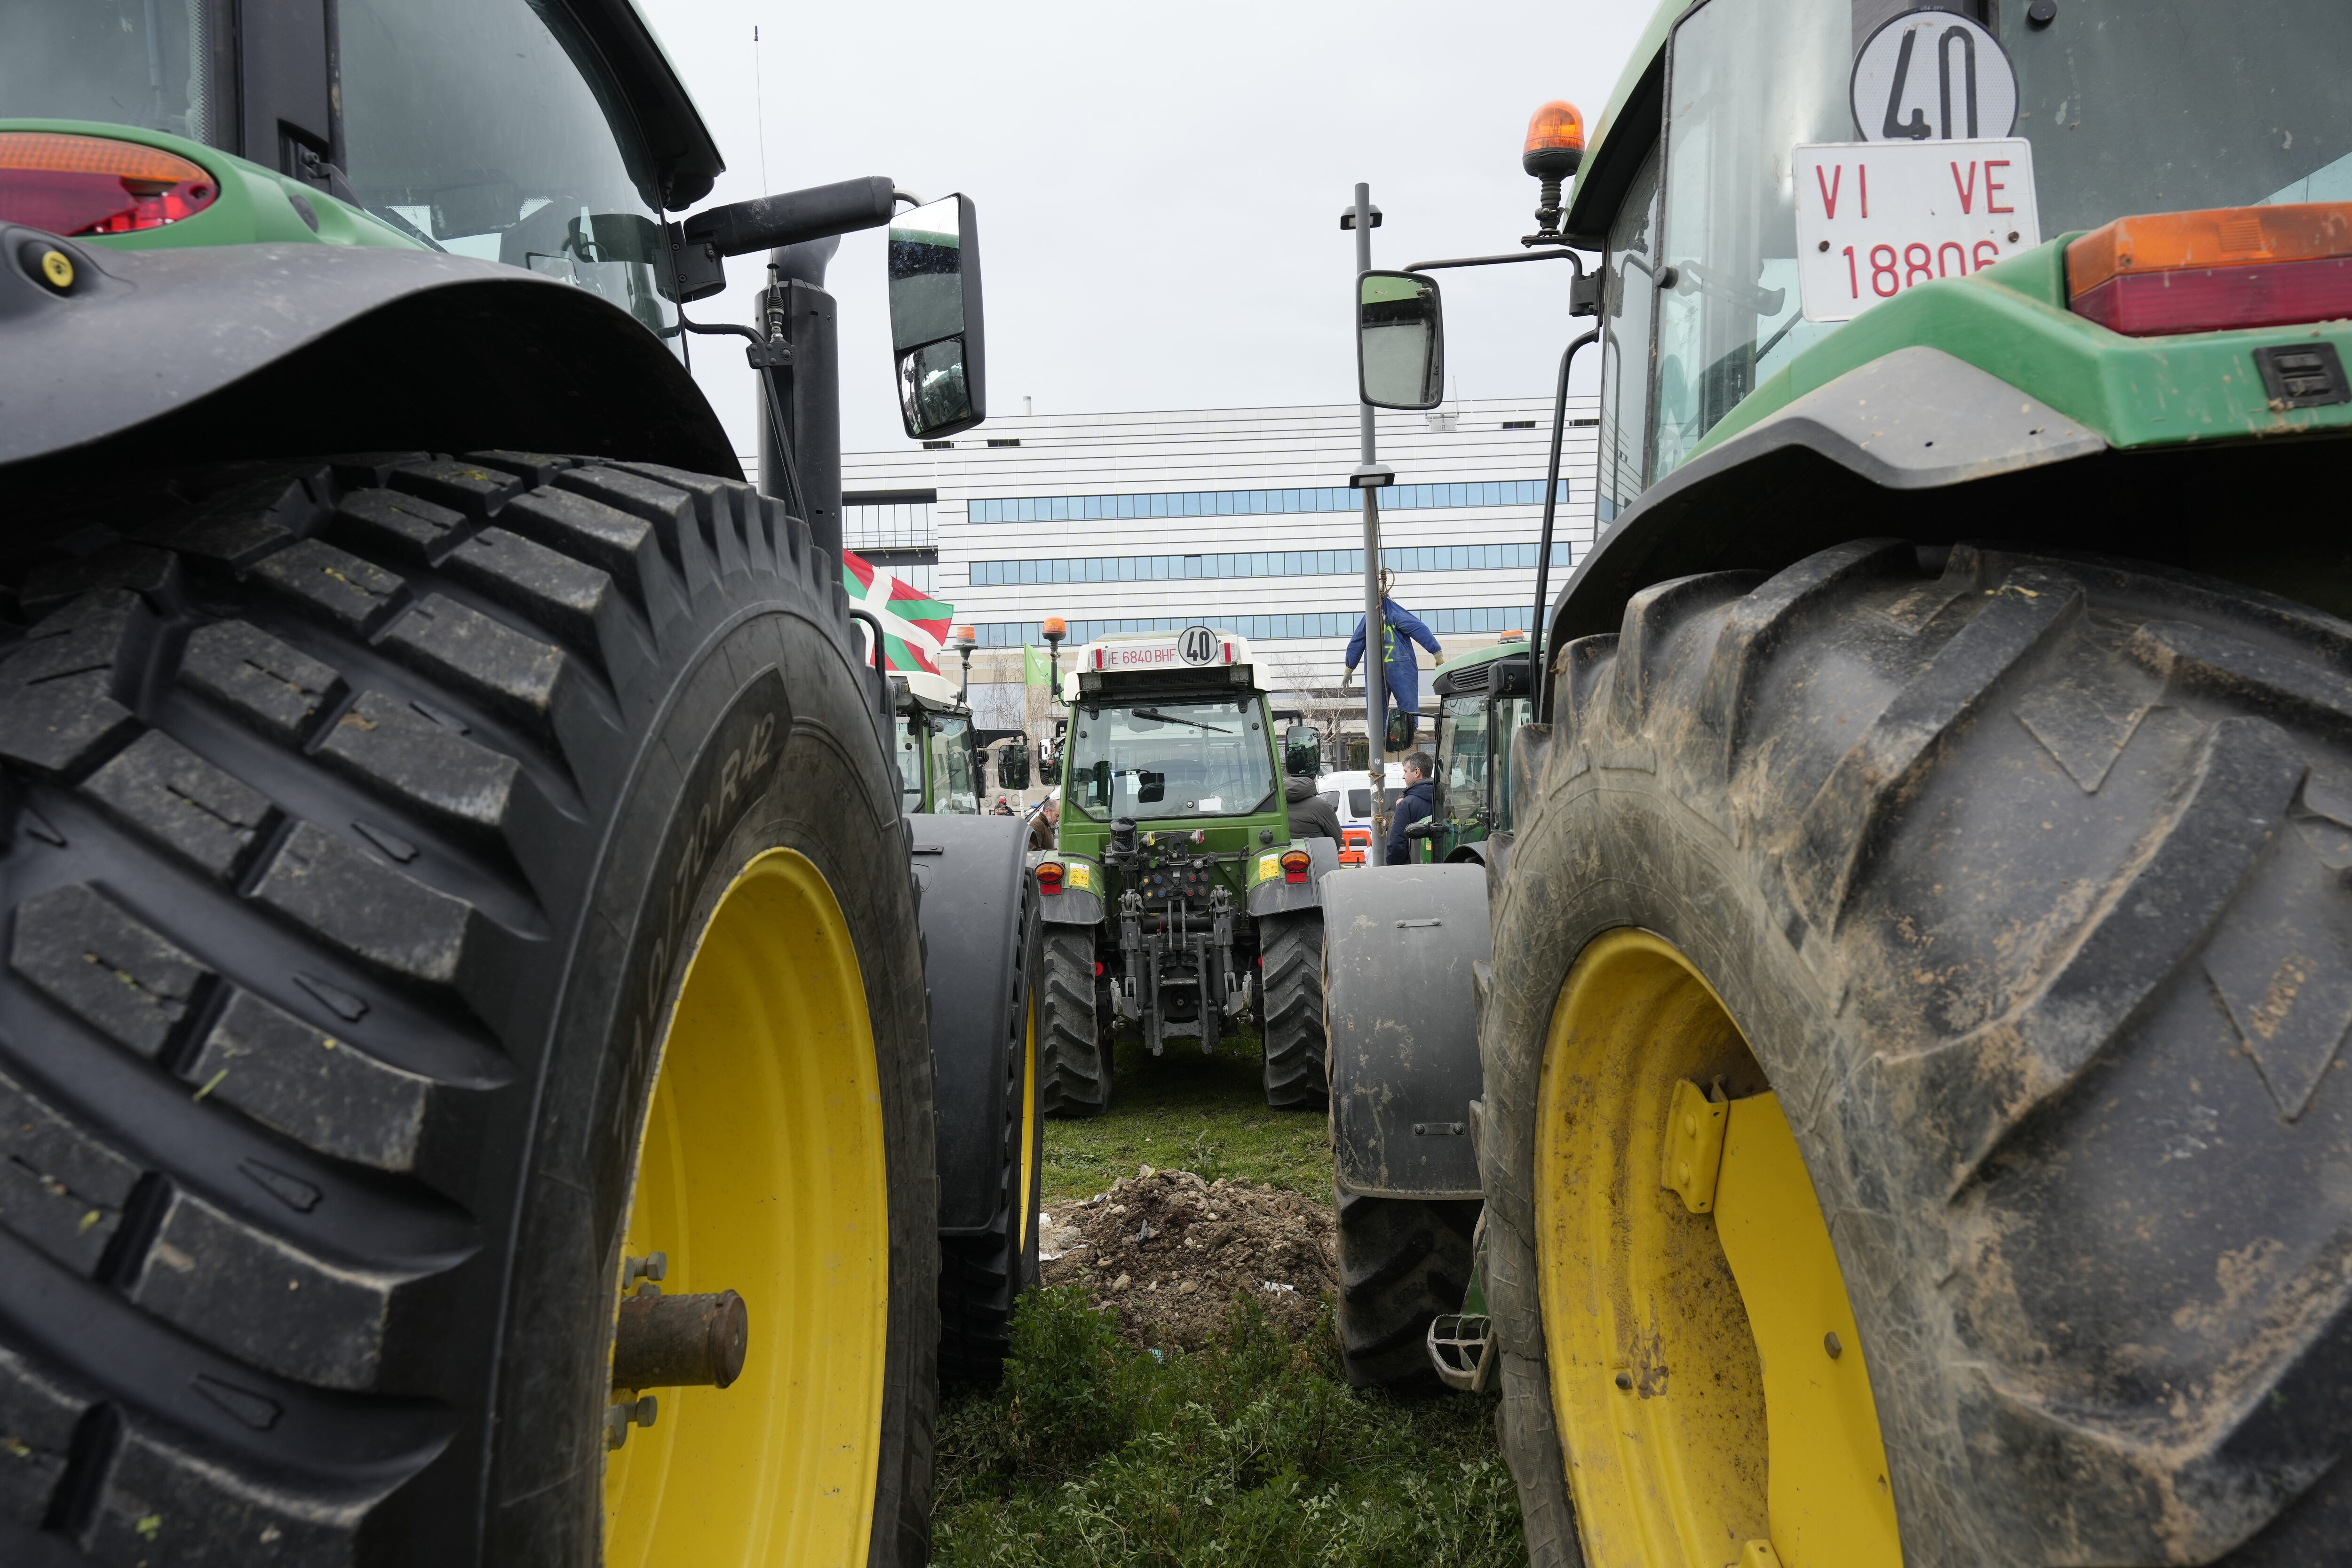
[1357,270,1444,410]
[1136,770,1167,805]
[1284,724,1321,775]
[888,194,987,438]
[998,740,1031,791]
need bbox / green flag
[1022,645,1053,686]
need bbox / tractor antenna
[752,26,771,192]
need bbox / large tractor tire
[1257,909,1327,1109]
[1037,925,1111,1117]
[1334,1191,1480,1390]
[934,855,1046,1384]
[1479,541,2352,1568]
[0,454,938,1567]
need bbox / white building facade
[837,396,1601,725]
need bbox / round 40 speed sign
[1851,10,2017,143]
[1178,625,1217,665]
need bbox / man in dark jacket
[1283,730,1342,843]
[1385,750,1436,865]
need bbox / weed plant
[932,1287,1524,1567]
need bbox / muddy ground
[1039,1166,1335,1351]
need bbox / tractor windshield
[1637,0,2352,481]
[0,0,680,346]
[1069,700,1276,821]
[928,715,980,814]
[1434,695,1492,828]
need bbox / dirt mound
[1039,1167,1334,1352]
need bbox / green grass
[931,1289,1524,1568]
[929,1024,1528,1566]
[1041,1027,1334,1203]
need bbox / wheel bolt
[604,1393,660,1450]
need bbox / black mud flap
[907,814,1034,1235]
[1322,864,1489,1199]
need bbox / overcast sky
[636,1,1653,459]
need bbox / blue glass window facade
[966,478,1569,524]
[972,606,1529,647]
[967,540,1571,588]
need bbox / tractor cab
[891,668,982,815]
[1414,634,1536,866]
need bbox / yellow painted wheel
[1535,929,1900,1568]
[602,848,890,1568]
[1016,991,1040,1258]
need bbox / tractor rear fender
[0,227,739,488]
[1244,837,1338,918]
[1323,864,1488,1200]
[909,815,1036,1237]
[1544,344,2352,685]
[1033,855,1104,928]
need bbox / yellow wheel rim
[603,848,889,1568]
[1016,991,1039,1256]
[1534,929,1901,1568]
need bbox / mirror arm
[1401,247,1586,277]
[682,175,899,259]
[1529,326,1602,724]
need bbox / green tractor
[1030,629,1336,1113]
[0,3,1037,1560]
[1401,634,1538,866]
[1327,1,2352,1564]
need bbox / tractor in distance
[1326,2,2352,1566]
[1029,627,1337,1114]
[1400,630,1537,866]
[0,1,1034,1561]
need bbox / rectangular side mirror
[888,194,987,438]
[1284,724,1322,775]
[1358,270,1444,410]
[1136,770,1166,805]
[997,740,1031,791]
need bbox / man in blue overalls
[1343,571,1443,750]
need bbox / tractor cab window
[1644,0,2352,486]
[337,0,680,344]
[4,3,225,145]
[1434,695,1493,827]
[929,715,980,814]
[1596,144,1662,520]
[1492,697,1532,834]
[1069,700,1276,820]
[894,716,926,812]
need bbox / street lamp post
[1039,616,1067,780]
[1343,182,1394,865]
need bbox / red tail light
[2067,202,2352,336]
[1036,862,1065,894]
[0,132,220,236]
[1279,849,1311,885]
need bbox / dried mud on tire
[1040,1168,1334,1351]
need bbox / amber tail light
[0,132,219,237]
[2066,202,2352,337]
[1036,862,1065,894]
[1279,849,1311,885]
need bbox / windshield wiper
[1130,708,1230,734]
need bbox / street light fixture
[949,623,977,699]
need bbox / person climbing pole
[1343,569,1442,750]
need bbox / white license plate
[1792,138,2040,322]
